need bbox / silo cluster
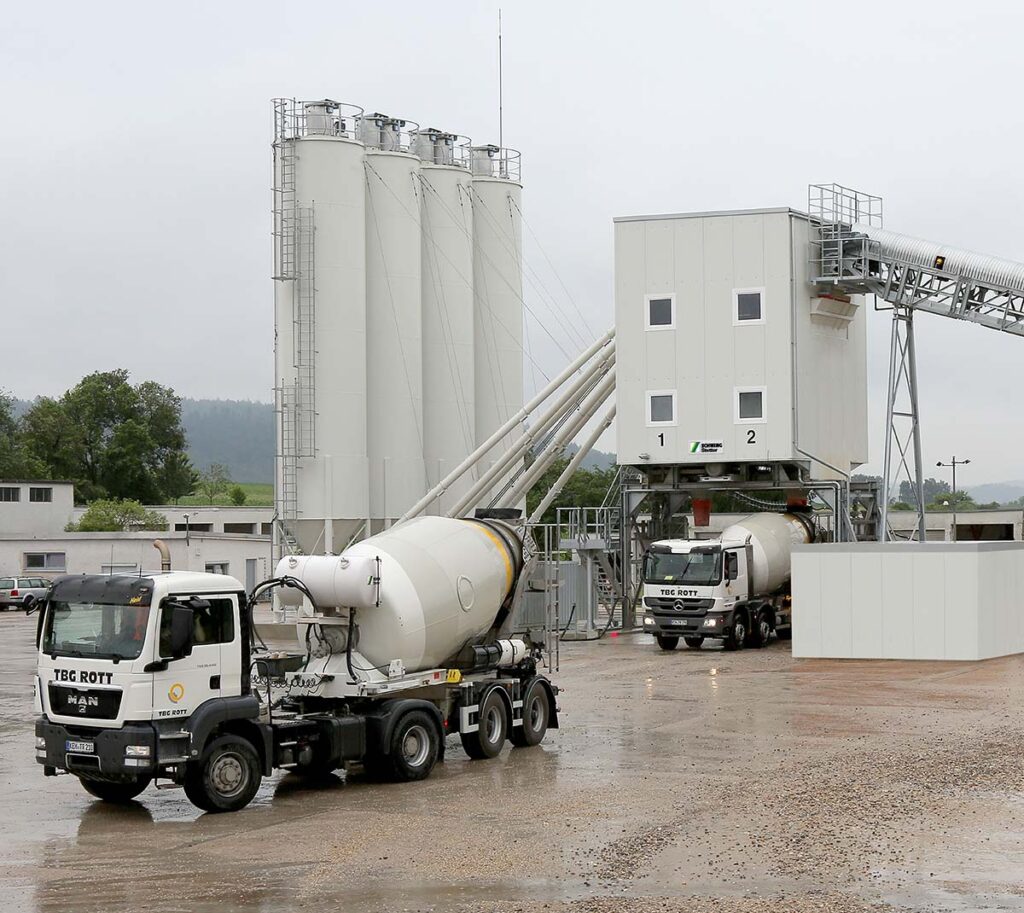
[272,98,524,554]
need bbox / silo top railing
[471,145,521,182]
[272,98,364,143]
[413,130,473,168]
[359,113,420,154]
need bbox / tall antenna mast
[498,8,503,150]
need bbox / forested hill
[180,399,274,483]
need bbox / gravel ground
[4,612,1024,912]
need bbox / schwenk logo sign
[689,440,724,454]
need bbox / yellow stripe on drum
[469,522,514,594]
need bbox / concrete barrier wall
[792,542,1024,661]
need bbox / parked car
[0,577,50,611]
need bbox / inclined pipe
[496,371,616,508]
[445,350,616,518]
[152,540,171,573]
[528,403,617,524]
[396,328,615,523]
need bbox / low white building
[0,480,276,589]
[0,531,273,591]
[0,481,76,535]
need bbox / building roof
[613,206,809,224]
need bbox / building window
[29,487,53,503]
[0,487,20,502]
[733,288,765,325]
[174,522,212,533]
[205,562,229,576]
[644,293,675,330]
[646,390,676,426]
[734,386,767,424]
[261,523,273,536]
[223,522,257,535]
[25,552,66,571]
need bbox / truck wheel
[655,635,679,651]
[183,734,262,813]
[79,776,151,803]
[754,611,773,648]
[510,681,550,748]
[383,710,440,781]
[460,688,508,759]
[683,636,704,649]
[724,614,747,651]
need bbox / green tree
[159,452,200,503]
[926,490,976,511]
[0,392,46,478]
[229,485,247,506]
[20,371,191,503]
[526,457,617,525]
[900,477,951,507]
[68,499,169,532]
[198,463,232,504]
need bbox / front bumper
[35,718,157,779]
[643,613,731,638]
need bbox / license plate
[65,739,94,753]
[667,618,686,626]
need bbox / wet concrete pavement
[4,611,1024,913]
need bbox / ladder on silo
[292,206,316,457]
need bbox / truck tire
[382,710,441,781]
[753,609,773,648]
[510,680,550,748]
[683,636,704,649]
[655,635,679,651]
[724,613,747,651]
[79,776,151,803]
[183,734,262,813]
[461,688,508,759]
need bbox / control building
[614,207,868,487]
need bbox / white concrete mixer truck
[641,512,816,651]
[33,516,557,812]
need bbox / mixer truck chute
[33,517,557,813]
[641,512,815,651]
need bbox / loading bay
[3,612,1023,913]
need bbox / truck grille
[644,597,715,614]
[48,685,122,720]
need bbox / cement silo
[471,146,524,501]
[272,99,367,555]
[362,114,426,529]
[416,129,476,514]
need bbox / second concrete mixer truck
[641,511,816,651]
[33,515,557,813]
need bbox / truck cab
[34,572,258,806]
[641,535,791,651]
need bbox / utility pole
[936,457,971,542]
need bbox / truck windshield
[42,601,150,660]
[645,551,722,586]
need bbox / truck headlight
[643,615,655,627]
[125,745,151,758]
[36,736,46,749]
[702,617,719,628]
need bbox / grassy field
[177,482,273,507]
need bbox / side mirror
[165,605,194,660]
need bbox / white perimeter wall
[793,543,1024,661]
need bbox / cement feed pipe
[396,328,615,524]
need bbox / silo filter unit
[418,129,476,514]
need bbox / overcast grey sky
[4,1,1024,483]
